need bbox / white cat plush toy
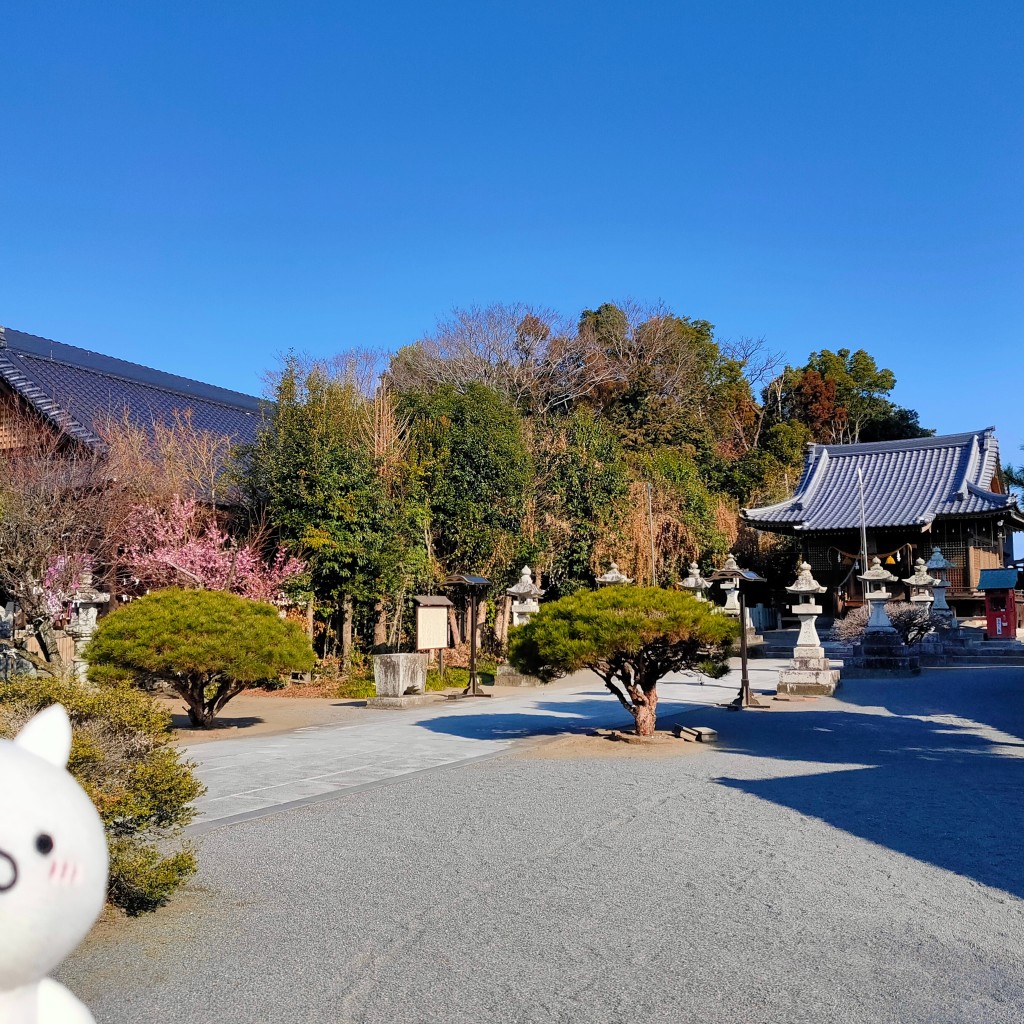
[0,704,108,1023]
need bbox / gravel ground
[62,667,1024,1023]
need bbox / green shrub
[86,588,317,728]
[334,674,377,700]
[0,677,204,915]
[425,665,496,691]
[696,657,732,679]
[509,586,736,735]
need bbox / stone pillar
[777,563,840,696]
[66,571,110,682]
[721,578,740,616]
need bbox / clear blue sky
[1,2,1021,455]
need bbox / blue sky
[1,2,1021,456]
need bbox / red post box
[978,569,1020,640]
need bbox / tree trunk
[633,687,658,736]
[495,595,511,645]
[373,599,388,651]
[304,597,315,640]
[341,594,353,671]
[448,605,462,647]
[34,618,66,675]
[181,682,214,728]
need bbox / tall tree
[771,348,930,444]
[242,358,426,656]
[536,408,629,598]
[400,382,532,579]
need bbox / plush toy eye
[35,833,54,855]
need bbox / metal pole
[727,587,766,710]
[739,589,750,704]
[458,585,491,698]
[647,482,657,586]
[857,466,869,573]
[468,590,479,693]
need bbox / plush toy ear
[14,704,73,768]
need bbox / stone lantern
[66,570,110,681]
[903,558,937,609]
[711,554,762,641]
[853,557,920,675]
[777,563,839,696]
[595,561,633,586]
[680,561,711,602]
[859,557,897,633]
[925,546,957,624]
[707,553,767,709]
[716,554,743,617]
[506,565,545,626]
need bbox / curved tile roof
[0,326,265,447]
[742,429,1022,533]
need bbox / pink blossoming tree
[123,496,305,604]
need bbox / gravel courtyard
[63,667,1024,1023]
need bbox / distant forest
[241,301,931,658]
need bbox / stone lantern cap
[859,556,897,584]
[72,570,110,605]
[786,562,826,596]
[708,553,765,583]
[681,561,711,592]
[925,546,955,571]
[506,565,545,599]
[596,561,633,585]
[903,558,938,588]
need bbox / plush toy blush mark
[0,704,109,1023]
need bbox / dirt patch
[156,692,371,744]
[518,729,708,760]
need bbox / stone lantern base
[846,631,921,677]
[777,643,841,696]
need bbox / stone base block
[673,725,719,742]
[793,645,826,661]
[372,652,429,697]
[849,632,921,676]
[495,665,543,687]
[777,669,841,696]
[365,694,441,709]
[790,655,833,672]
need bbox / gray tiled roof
[0,327,265,447]
[742,429,1021,532]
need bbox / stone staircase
[755,629,798,658]
[942,632,1024,666]
[755,626,1024,666]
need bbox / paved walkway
[185,664,781,832]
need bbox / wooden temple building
[742,429,1024,617]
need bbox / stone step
[946,654,1024,665]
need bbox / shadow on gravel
[416,699,629,740]
[716,671,1024,899]
[169,712,266,732]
